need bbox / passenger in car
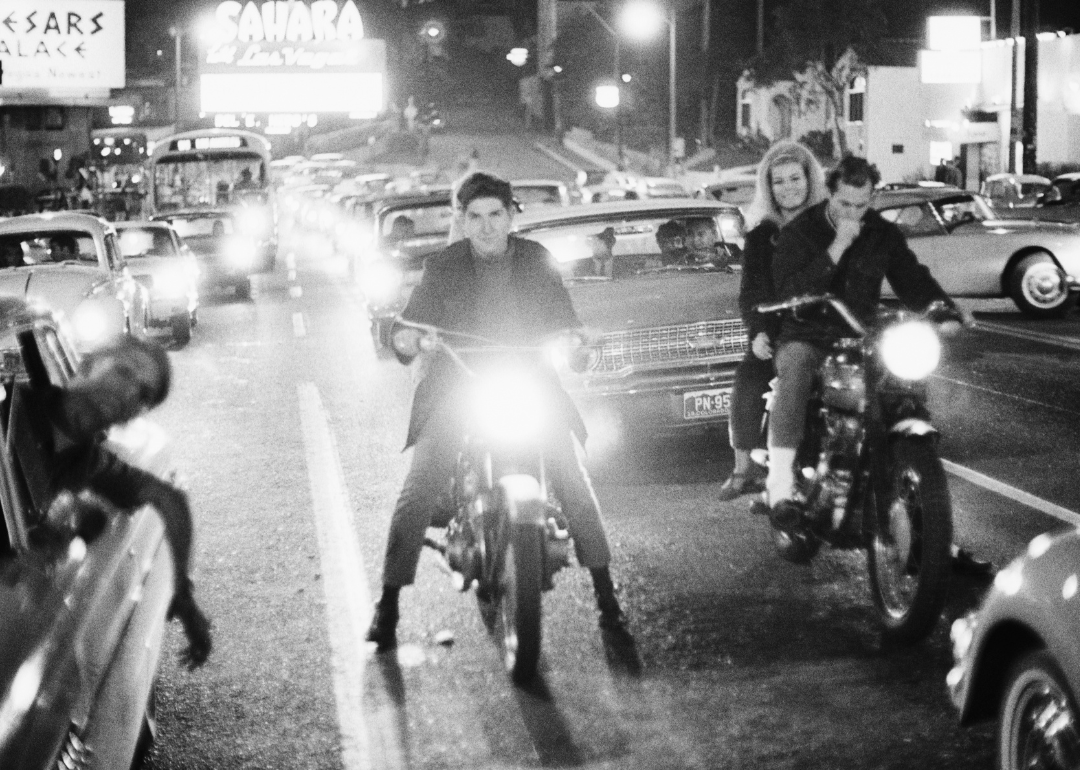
[17,335,213,668]
[47,234,78,262]
[656,220,689,265]
[718,140,827,501]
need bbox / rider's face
[827,180,873,223]
[462,197,513,260]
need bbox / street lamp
[620,0,676,173]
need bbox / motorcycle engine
[821,351,866,413]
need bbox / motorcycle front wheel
[499,510,544,684]
[867,436,953,645]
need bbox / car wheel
[1008,252,1078,318]
[172,315,192,346]
[234,280,252,301]
[999,649,1080,770]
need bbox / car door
[0,326,163,768]
[878,201,989,297]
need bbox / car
[694,176,758,209]
[981,172,1053,210]
[0,297,173,770]
[114,221,200,344]
[0,213,151,352]
[987,172,1080,224]
[870,187,1080,318]
[948,528,1080,770]
[353,191,456,351]
[150,208,274,300]
[631,176,692,200]
[511,179,572,211]
[512,199,747,449]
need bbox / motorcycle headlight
[224,237,257,267]
[470,370,547,445]
[880,320,940,380]
[364,261,403,304]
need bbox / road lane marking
[290,285,304,298]
[297,383,383,770]
[933,374,1080,416]
[289,269,297,281]
[292,312,306,338]
[943,459,1080,528]
[974,320,1080,353]
[286,252,296,270]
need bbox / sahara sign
[201,0,385,115]
[0,0,125,91]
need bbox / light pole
[621,1,677,173]
[168,26,182,127]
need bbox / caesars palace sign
[201,0,386,114]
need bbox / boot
[765,446,803,531]
[365,600,399,652]
[168,585,213,669]
[591,567,626,631]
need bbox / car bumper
[147,296,195,326]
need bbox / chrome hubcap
[1024,264,1067,308]
[1010,678,1080,770]
[875,468,922,618]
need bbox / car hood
[0,266,99,309]
[126,256,185,276]
[979,218,1080,235]
[567,270,742,331]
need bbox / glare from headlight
[72,303,113,344]
[224,237,257,267]
[364,261,403,303]
[0,652,44,747]
[470,370,546,444]
[236,206,271,236]
[153,266,190,298]
[880,321,940,380]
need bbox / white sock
[766,446,798,506]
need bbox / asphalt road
[141,132,1080,770]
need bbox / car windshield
[166,217,235,239]
[379,203,454,246]
[0,231,98,268]
[929,193,994,226]
[514,186,563,206]
[117,228,178,259]
[518,212,742,283]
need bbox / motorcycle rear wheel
[499,513,544,684]
[867,436,953,645]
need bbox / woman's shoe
[718,469,766,501]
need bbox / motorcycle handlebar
[754,294,867,337]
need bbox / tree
[745,0,888,156]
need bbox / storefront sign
[201,0,385,114]
[0,0,125,91]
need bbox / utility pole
[1020,0,1038,174]
[1008,0,1020,171]
[537,0,557,132]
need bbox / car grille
[596,319,748,374]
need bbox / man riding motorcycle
[365,172,627,651]
[764,155,975,528]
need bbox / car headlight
[880,320,940,380]
[470,369,547,445]
[236,206,272,237]
[71,302,117,346]
[363,261,403,304]
[224,237,257,268]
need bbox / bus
[148,128,277,272]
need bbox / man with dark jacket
[365,172,625,651]
[764,156,972,525]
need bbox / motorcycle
[393,321,592,682]
[753,294,961,645]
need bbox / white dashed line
[974,320,1080,353]
[292,312,306,337]
[296,383,378,770]
[286,252,297,270]
[943,459,1080,528]
[288,269,297,281]
[290,285,303,298]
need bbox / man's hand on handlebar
[391,323,437,358]
[751,332,773,360]
[938,306,975,338]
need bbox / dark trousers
[728,351,775,452]
[382,421,612,587]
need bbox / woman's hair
[743,140,827,229]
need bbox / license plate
[683,387,732,420]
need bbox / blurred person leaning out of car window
[365,172,627,651]
[24,335,212,667]
[718,140,828,501]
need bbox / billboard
[201,0,386,116]
[0,0,125,92]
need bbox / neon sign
[213,1,364,43]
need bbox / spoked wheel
[999,650,1080,770]
[499,515,544,684]
[867,437,953,645]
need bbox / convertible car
[0,213,151,352]
[0,298,173,769]
[514,199,747,449]
[871,188,1080,318]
